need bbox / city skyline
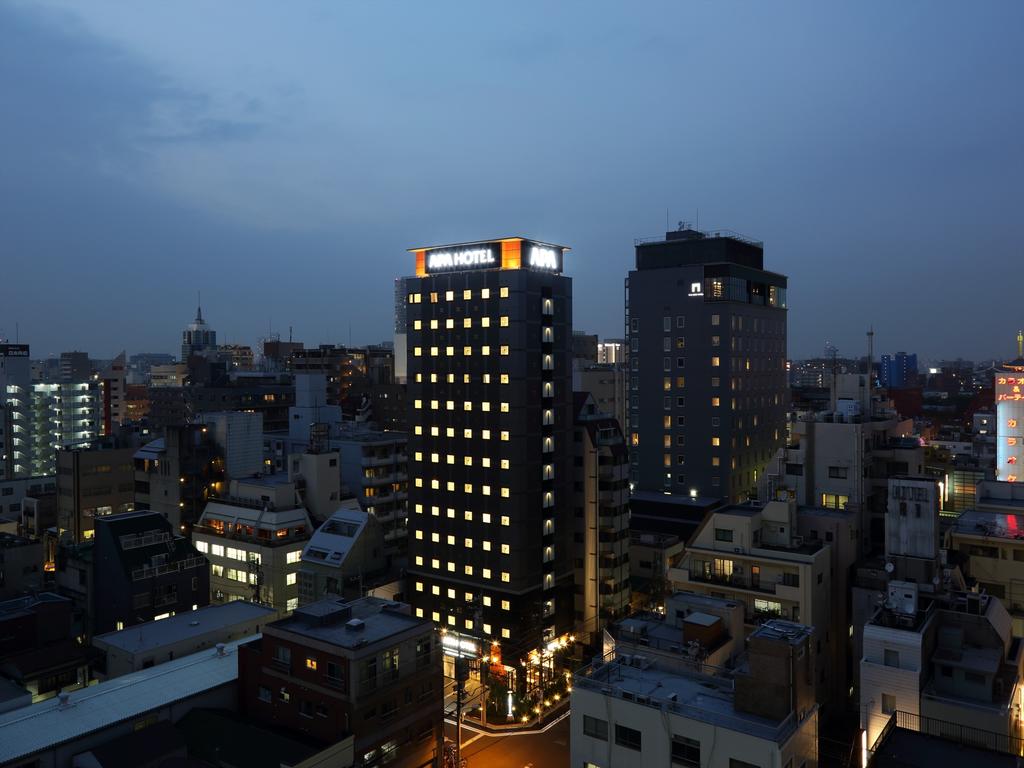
[2,1,1023,361]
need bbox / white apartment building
[192,476,312,614]
[572,620,819,768]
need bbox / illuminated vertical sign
[996,370,1024,482]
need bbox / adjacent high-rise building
[0,344,32,480]
[404,237,575,679]
[626,226,788,502]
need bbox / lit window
[447,561,455,572]
[286,573,297,585]
[500,544,510,555]
[502,628,511,639]
[446,454,455,465]
[446,319,454,329]
[431,426,440,436]
[712,397,720,407]
[482,401,491,412]
[712,437,720,446]
[414,399,422,409]
[481,457,492,468]
[430,452,439,463]
[447,427,455,437]
[500,459,510,470]
[409,293,421,303]
[446,400,455,410]
[501,600,510,611]
[413,347,422,357]
[430,319,439,330]
[465,620,474,630]
[483,568,492,579]
[447,588,456,599]
[414,425,423,435]
[432,585,440,595]
[415,556,424,565]
[481,317,490,328]
[464,538,473,548]
[463,317,472,328]
[501,515,510,526]
[500,345,510,356]
[500,431,510,441]
[463,346,472,356]
[446,534,455,546]
[482,513,492,524]
[430,347,438,357]
[483,623,492,634]
[500,287,509,297]
[481,288,491,299]
[501,571,510,582]
[431,532,440,542]
[448,615,456,626]
[463,289,472,300]
[482,485,491,496]
[482,429,491,440]
[483,595,492,606]
[500,316,510,327]
[415,530,424,539]
[501,487,510,498]
[464,456,473,466]
[431,558,440,569]
[445,290,454,301]
[416,608,424,617]
[445,346,454,357]
[464,401,473,411]
[482,541,492,551]
[447,508,455,518]
[464,510,473,521]
[465,565,474,575]
[432,611,440,622]
[482,345,491,356]
[500,374,510,384]
[413,320,422,330]
[500,402,510,413]
[415,373,423,382]
[711,357,720,367]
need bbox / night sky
[1,1,1021,361]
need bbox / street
[443,713,570,768]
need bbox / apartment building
[191,476,313,614]
[572,619,819,768]
[572,392,631,640]
[668,499,835,708]
[238,596,442,768]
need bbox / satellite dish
[884,562,895,574]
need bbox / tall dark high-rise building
[403,237,575,680]
[626,227,788,503]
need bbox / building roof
[575,657,800,743]
[271,596,429,651]
[0,636,253,765]
[0,532,39,549]
[133,438,165,461]
[176,708,327,768]
[0,591,69,621]
[301,502,367,569]
[950,509,1024,541]
[198,500,311,529]
[93,602,277,655]
[869,725,1020,768]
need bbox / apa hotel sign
[412,237,567,276]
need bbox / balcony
[671,567,780,596]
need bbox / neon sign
[688,281,704,297]
[426,247,497,272]
[528,246,559,270]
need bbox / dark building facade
[626,227,788,503]
[56,510,209,637]
[404,238,575,680]
[238,596,442,768]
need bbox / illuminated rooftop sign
[412,238,567,276]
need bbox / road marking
[444,709,570,737]
[462,732,485,748]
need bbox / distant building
[180,302,217,363]
[238,596,443,768]
[58,351,91,383]
[574,362,628,435]
[195,411,264,480]
[92,600,276,679]
[126,352,175,385]
[56,445,135,542]
[149,362,188,387]
[880,352,918,389]
[0,344,32,480]
[220,344,255,371]
[99,352,126,434]
[597,339,626,365]
[133,424,225,533]
[572,619,819,768]
[572,331,598,363]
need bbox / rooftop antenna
[695,208,699,232]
